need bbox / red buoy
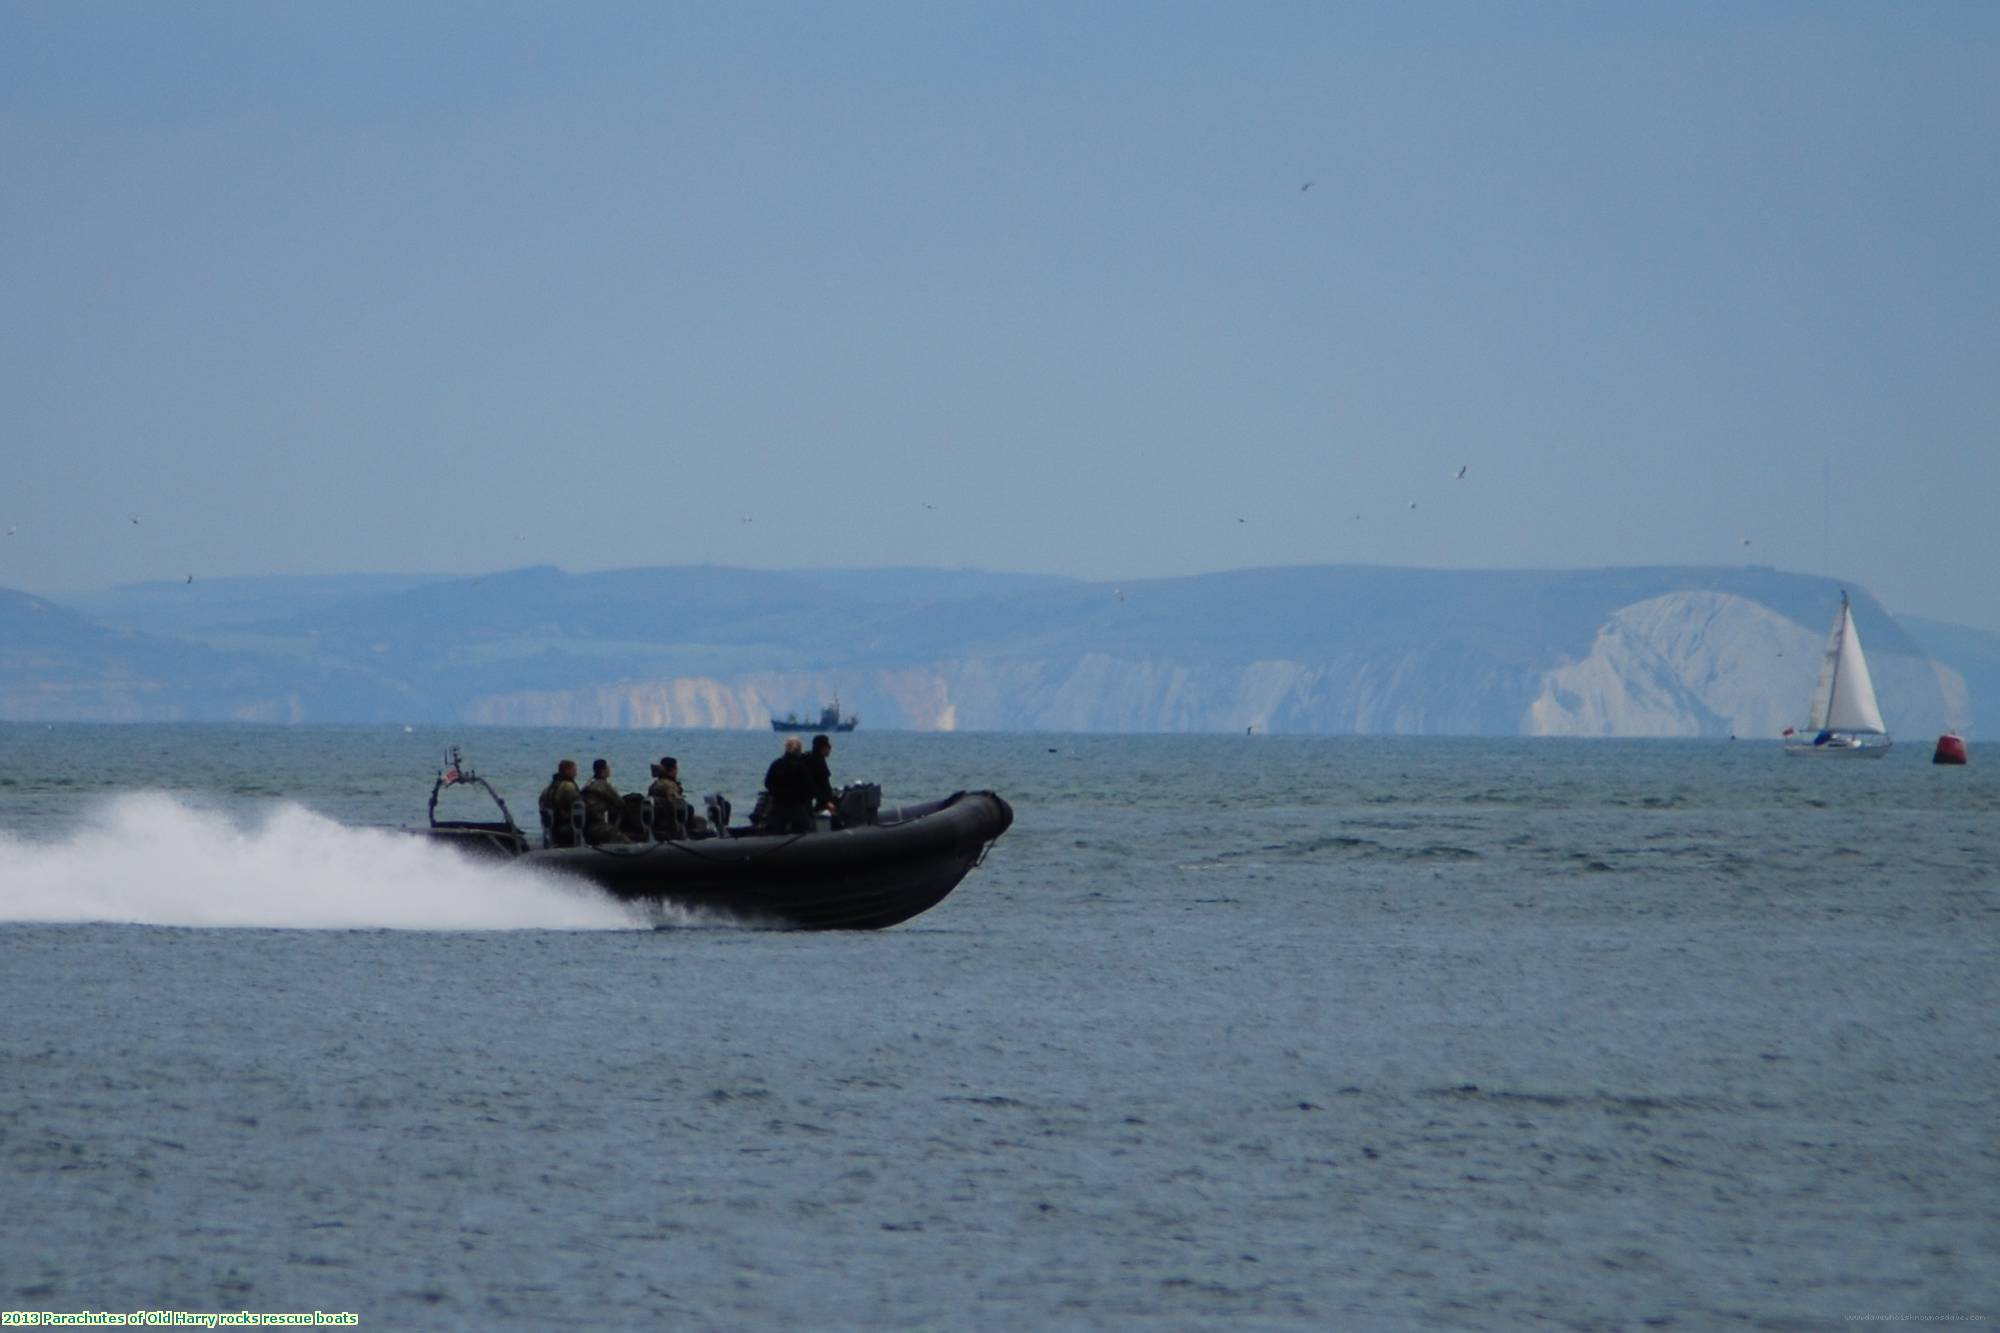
[1933,733,1968,765]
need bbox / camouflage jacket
[582,777,623,828]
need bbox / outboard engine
[705,793,732,834]
[834,782,881,829]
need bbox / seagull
[1409,501,1418,510]
[1114,588,1126,602]
[1300,181,1314,192]
[1455,465,1467,479]
[1237,516,1246,524]
[185,574,193,584]
[130,515,140,525]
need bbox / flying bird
[1300,181,1314,192]
[1455,465,1467,479]
[185,574,193,584]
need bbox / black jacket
[802,753,834,807]
[764,753,811,804]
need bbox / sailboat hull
[1784,737,1892,758]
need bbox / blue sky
[3,3,1995,629]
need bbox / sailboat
[1783,592,1892,758]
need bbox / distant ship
[772,699,858,733]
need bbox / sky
[2,2,1995,629]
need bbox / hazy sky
[3,3,1995,628]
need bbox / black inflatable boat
[416,751,1012,930]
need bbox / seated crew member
[762,737,814,834]
[647,756,699,839]
[538,758,582,847]
[581,758,632,845]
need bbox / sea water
[0,725,1994,1329]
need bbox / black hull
[422,791,1011,930]
[770,720,857,732]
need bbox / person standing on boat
[538,759,582,847]
[805,734,836,819]
[582,758,632,845]
[763,738,814,834]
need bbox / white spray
[0,793,645,930]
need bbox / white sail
[1823,598,1887,734]
[1806,594,1888,736]
[1788,593,1891,756]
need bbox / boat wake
[0,793,647,931]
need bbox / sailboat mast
[1807,594,1843,732]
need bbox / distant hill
[780,567,1079,605]
[64,572,450,637]
[0,588,329,721]
[2,564,1982,736]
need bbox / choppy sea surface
[1,724,1995,1330]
